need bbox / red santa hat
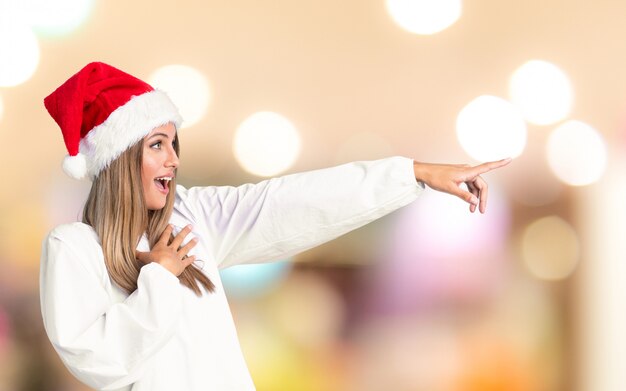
[44,61,182,179]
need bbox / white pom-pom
[63,153,88,179]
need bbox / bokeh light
[352,317,462,390]
[521,216,579,280]
[233,111,302,177]
[24,0,95,36]
[376,186,511,310]
[0,19,40,87]
[456,95,527,161]
[220,261,291,298]
[455,320,545,391]
[386,0,462,35]
[238,317,333,391]
[399,187,510,259]
[149,64,210,128]
[267,272,346,348]
[547,120,607,186]
[509,60,573,126]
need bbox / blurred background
[1,0,625,390]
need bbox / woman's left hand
[413,158,512,213]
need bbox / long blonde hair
[83,135,215,296]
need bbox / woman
[40,62,510,391]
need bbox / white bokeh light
[547,120,607,186]
[24,0,95,36]
[509,60,573,126]
[522,216,580,280]
[0,19,40,87]
[234,111,301,177]
[378,185,510,308]
[456,95,527,161]
[149,65,210,129]
[386,0,462,35]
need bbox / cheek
[141,156,158,190]
[141,168,150,192]
[142,154,157,176]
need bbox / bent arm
[40,230,183,390]
[176,156,423,268]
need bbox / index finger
[470,158,512,176]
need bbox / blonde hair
[83,135,215,296]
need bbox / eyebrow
[147,132,172,140]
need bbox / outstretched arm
[412,158,512,213]
[175,157,423,268]
[174,156,510,269]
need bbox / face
[141,123,179,210]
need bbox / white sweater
[40,157,424,390]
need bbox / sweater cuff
[399,156,426,190]
[139,262,181,285]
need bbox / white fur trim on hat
[62,153,88,179]
[78,90,183,179]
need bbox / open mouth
[154,176,172,192]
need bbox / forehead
[146,122,177,139]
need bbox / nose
[166,146,180,169]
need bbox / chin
[146,199,167,210]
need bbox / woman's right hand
[136,225,197,276]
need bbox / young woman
[40,62,510,391]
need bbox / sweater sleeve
[175,156,424,269]
[40,225,183,390]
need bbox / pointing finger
[472,158,512,176]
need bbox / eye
[150,141,162,149]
